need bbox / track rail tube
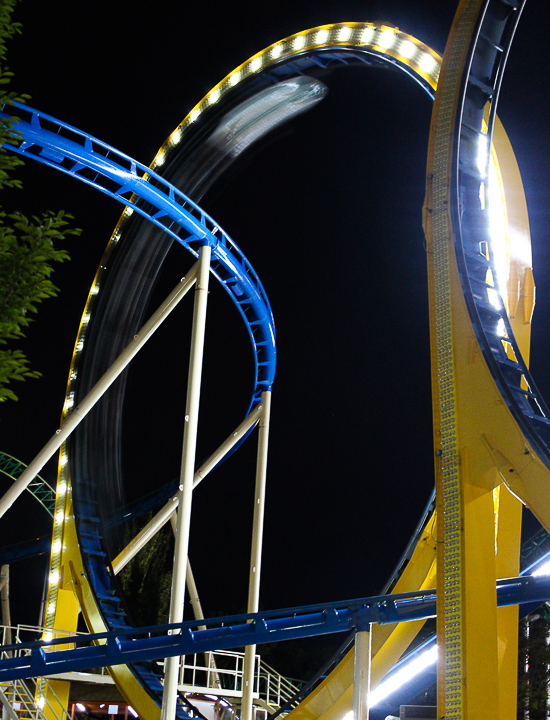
[161,246,211,720]
[112,404,263,575]
[0,266,199,521]
[242,391,272,720]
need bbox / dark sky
[2,0,550,665]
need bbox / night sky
[2,0,550,675]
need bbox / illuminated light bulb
[49,569,59,583]
[360,27,375,44]
[190,108,200,123]
[124,207,134,217]
[90,285,99,295]
[338,26,352,42]
[210,89,220,104]
[128,708,138,718]
[497,318,506,337]
[315,29,328,45]
[229,72,240,86]
[82,313,91,324]
[418,52,436,73]
[76,340,84,352]
[250,57,261,71]
[48,603,56,614]
[52,540,62,554]
[64,397,74,411]
[155,152,165,167]
[378,29,395,49]
[60,455,68,467]
[37,696,46,708]
[400,40,416,58]
[56,510,64,524]
[57,482,67,495]
[271,44,283,59]
[293,35,305,50]
[76,704,86,712]
[370,645,438,707]
[170,128,181,145]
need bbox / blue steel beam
[1,575,549,683]
[0,102,276,408]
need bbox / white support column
[0,565,11,647]
[161,245,211,720]
[242,391,272,720]
[353,629,372,720]
[112,404,263,575]
[0,265,200,520]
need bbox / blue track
[0,102,276,411]
[1,2,548,715]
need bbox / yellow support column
[495,485,522,720]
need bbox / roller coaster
[1,0,550,719]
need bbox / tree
[0,0,80,402]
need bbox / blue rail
[1,575,549,683]
[0,100,276,720]
[0,102,276,409]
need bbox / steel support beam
[161,245,211,720]
[0,265,200,520]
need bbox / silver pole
[0,565,11,649]
[242,391,272,720]
[112,404,263,575]
[186,560,221,688]
[0,265,200,521]
[161,245,211,720]
[352,629,371,720]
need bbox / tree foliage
[0,0,80,401]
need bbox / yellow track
[43,10,543,720]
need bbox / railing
[1,624,100,720]
[175,650,300,713]
[257,660,301,712]
[1,623,110,678]
[1,674,71,720]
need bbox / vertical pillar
[241,392,272,720]
[353,629,372,720]
[161,245,211,720]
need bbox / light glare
[378,29,395,49]
[370,645,438,707]
[360,27,375,44]
[293,35,305,50]
[315,29,328,45]
[400,40,415,58]
[338,26,352,42]
[533,560,550,577]
[419,53,436,73]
